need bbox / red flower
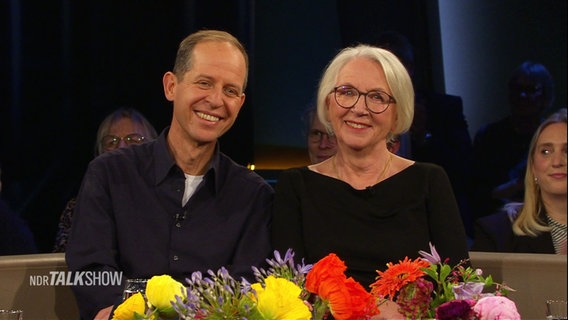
[370,257,429,299]
[305,253,347,293]
[306,254,380,320]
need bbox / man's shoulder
[420,91,463,109]
[218,153,273,190]
[475,117,512,138]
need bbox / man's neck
[167,129,215,175]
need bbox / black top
[271,162,470,289]
[471,209,555,253]
[471,116,534,220]
[0,198,37,255]
[66,128,274,319]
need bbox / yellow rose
[251,275,311,319]
[112,292,146,320]
[145,275,186,319]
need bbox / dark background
[1,0,566,252]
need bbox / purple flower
[419,242,441,264]
[453,282,485,300]
[436,299,475,320]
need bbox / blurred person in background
[471,61,555,223]
[303,105,338,164]
[52,107,158,252]
[472,108,566,254]
[1,165,37,255]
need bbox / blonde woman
[472,108,567,254]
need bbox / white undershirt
[182,173,204,206]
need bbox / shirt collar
[153,127,222,193]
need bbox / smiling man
[66,30,274,320]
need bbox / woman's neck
[543,193,567,225]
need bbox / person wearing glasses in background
[271,45,469,316]
[53,107,158,253]
[304,106,338,164]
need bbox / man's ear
[162,72,177,102]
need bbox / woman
[53,107,158,252]
[472,108,567,254]
[271,44,470,289]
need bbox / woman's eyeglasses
[332,85,396,114]
[101,133,145,151]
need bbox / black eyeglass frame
[331,85,396,114]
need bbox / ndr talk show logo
[30,271,123,286]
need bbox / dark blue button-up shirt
[66,128,273,319]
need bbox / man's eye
[224,87,240,97]
[196,81,212,88]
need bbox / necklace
[333,153,393,186]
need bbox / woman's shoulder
[391,161,444,177]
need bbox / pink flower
[472,296,520,320]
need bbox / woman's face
[532,122,567,198]
[326,57,396,152]
[101,117,147,153]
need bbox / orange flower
[306,253,380,320]
[333,277,380,320]
[370,257,429,299]
[305,253,347,293]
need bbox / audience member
[472,108,566,254]
[52,107,158,253]
[371,31,475,239]
[471,61,555,222]
[303,106,338,164]
[66,30,274,320]
[271,44,470,292]
[1,166,38,255]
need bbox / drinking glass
[546,300,568,320]
[122,278,148,301]
[0,310,23,320]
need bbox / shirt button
[176,222,181,228]
[173,255,179,261]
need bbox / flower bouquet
[112,244,520,320]
[370,243,520,319]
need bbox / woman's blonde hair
[513,108,567,236]
[316,44,414,143]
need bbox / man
[304,106,337,164]
[66,30,274,320]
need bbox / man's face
[164,41,246,145]
[307,116,337,164]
